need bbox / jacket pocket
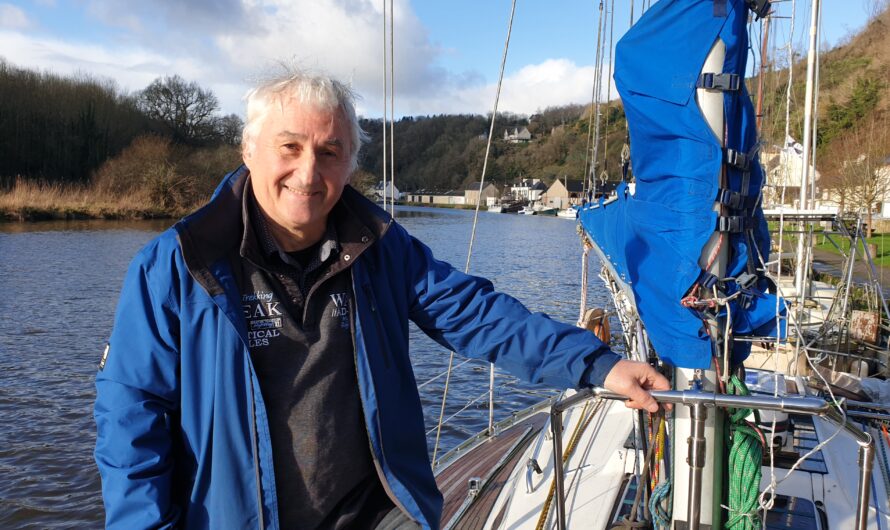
[362,284,392,369]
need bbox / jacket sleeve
[403,231,621,389]
[94,247,182,529]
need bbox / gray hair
[241,67,369,171]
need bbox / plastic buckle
[735,272,757,290]
[717,216,744,233]
[697,72,740,91]
[724,148,751,171]
[716,189,744,210]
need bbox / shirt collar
[239,177,340,269]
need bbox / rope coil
[725,375,764,530]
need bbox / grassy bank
[402,202,478,210]
[0,179,193,222]
[815,232,890,267]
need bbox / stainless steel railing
[549,388,874,530]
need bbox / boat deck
[436,412,549,529]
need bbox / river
[0,207,610,528]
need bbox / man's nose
[293,150,319,185]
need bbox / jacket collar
[174,165,392,297]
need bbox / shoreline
[0,206,182,223]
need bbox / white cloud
[394,58,618,117]
[0,0,610,118]
[0,30,211,97]
[0,3,30,29]
[214,0,447,113]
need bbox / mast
[794,0,821,296]
[755,13,771,132]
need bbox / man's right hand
[602,359,671,413]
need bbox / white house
[510,178,547,202]
[373,180,401,202]
[503,127,531,143]
[761,136,827,210]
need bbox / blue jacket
[94,167,621,529]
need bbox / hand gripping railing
[549,388,875,530]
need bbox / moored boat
[429,1,890,528]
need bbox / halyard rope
[535,400,599,530]
[431,0,518,464]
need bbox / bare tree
[139,75,219,145]
[212,113,244,146]
[823,114,890,237]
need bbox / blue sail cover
[579,0,785,368]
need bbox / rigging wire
[589,1,607,195]
[431,0,518,464]
[388,0,396,215]
[381,0,388,212]
[600,0,615,183]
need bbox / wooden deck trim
[436,412,549,529]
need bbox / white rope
[431,0,518,463]
[578,239,592,326]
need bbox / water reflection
[0,207,610,527]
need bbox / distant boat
[556,207,578,219]
[518,205,536,215]
[533,204,558,216]
[489,199,526,214]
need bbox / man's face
[244,99,352,248]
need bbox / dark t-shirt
[232,183,394,529]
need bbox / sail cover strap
[697,72,741,91]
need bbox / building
[510,178,547,202]
[373,180,401,202]
[404,189,465,206]
[431,190,466,206]
[543,178,584,208]
[503,127,531,143]
[760,137,823,209]
[463,182,500,206]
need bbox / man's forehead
[274,130,343,146]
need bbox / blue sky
[0,1,877,118]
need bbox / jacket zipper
[349,277,416,524]
[362,283,393,368]
[246,364,266,530]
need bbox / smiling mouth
[283,185,319,197]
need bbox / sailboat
[428,0,890,528]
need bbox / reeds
[0,177,194,221]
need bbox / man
[94,69,669,530]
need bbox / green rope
[648,478,672,529]
[725,375,763,530]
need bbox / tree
[139,75,220,145]
[822,114,890,236]
[213,114,244,146]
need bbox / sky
[0,0,879,119]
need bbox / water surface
[0,208,608,527]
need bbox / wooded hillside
[2,3,888,218]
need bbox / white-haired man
[95,69,669,530]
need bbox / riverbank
[0,179,193,222]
